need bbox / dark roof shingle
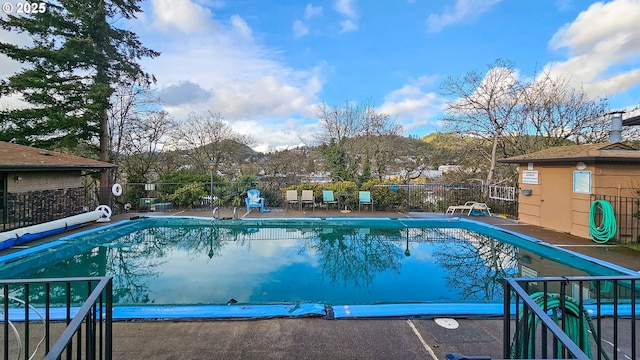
[499,142,640,164]
[0,141,116,170]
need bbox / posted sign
[573,171,591,194]
[522,170,539,184]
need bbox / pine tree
[358,155,372,186]
[322,139,352,182]
[0,0,159,156]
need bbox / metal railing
[2,187,89,231]
[124,182,506,213]
[1,277,113,360]
[1,182,520,234]
[504,275,639,359]
[383,183,518,217]
[591,194,640,243]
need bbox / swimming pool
[1,216,637,319]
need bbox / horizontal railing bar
[513,275,640,282]
[0,277,107,285]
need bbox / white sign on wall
[521,266,538,285]
[522,170,539,184]
[573,171,591,194]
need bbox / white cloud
[339,19,358,33]
[137,12,325,152]
[230,15,253,40]
[0,47,26,87]
[545,0,640,97]
[234,117,318,153]
[305,3,323,19]
[150,0,214,33]
[378,76,447,132]
[334,0,358,32]
[555,0,573,11]
[334,0,356,18]
[427,0,503,33]
[0,3,33,87]
[293,4,322,38]
[0,93,30,112]
[549,0,639,54]
[205,75,319,118]
[293,20,309,38]
[0,10,36,111]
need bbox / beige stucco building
[499,142,640,241]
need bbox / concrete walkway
[112,317,505,360]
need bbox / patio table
[337,193,353,213]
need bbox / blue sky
[2,0,640,152]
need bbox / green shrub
[161,170,215,184]
[169,183,207,208]
[360,179,405,211]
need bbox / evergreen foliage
[0,0,159,154]
[322,138,352,182]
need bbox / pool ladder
[212,207,239,219]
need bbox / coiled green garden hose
[589,200,616,244]
[511,292,609,360]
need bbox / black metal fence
[591,194,640,243]
[119,182,519,217]
[1,276,113,360]
[2,188,89,231]
[504,275,639,360]
[1,182,519,232]
[384,183,518,217]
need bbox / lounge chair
[470,202,491,216]
[322,190,338,210]
[301,190,315,211]
[446,201,491,216]
[446,201,477,214]
[245,189,265,213]
[358,191,373,212]
[285,190,299,211]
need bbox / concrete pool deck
[5,207,640,359]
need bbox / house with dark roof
[499,142,640,241]
[0,141,116,230]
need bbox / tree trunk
[485,132,500,197]
[100,106,110,203]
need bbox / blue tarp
[112,303,327,320]
[4,303,638,321]
[331,303,509,319]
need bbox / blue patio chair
[358,191,373,212]
[245,189,265,213]
[322,190,338,210]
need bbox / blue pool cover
[4,302,639,321]
[2,215,639,320]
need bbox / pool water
[0,217,634,309]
